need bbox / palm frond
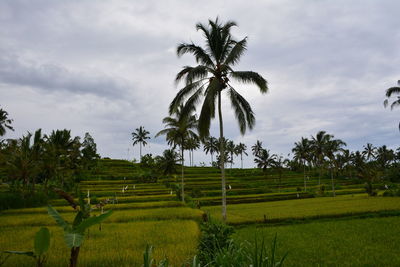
[390,99,400,110]
[177,43,214,67]
[198,78,219,138]
[230,71,268,93]
[385,86,400,98]
[228,86,255,134]
[224,38,247,66]
[169,80,205,114]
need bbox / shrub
[198,217,235,264]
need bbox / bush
[198,217,235,264]
[0,190,50,210]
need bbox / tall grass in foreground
[0,220,200,266]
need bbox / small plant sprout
[5,227,50,267]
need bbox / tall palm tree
[185,136,200,166]
[310,131,332,185]
[225,140,236,169]
[171,18,268,221]
[0,108,14,137]
[252,140,263,157]
[203,136,218,165]
[362,143,376,161]
[235,143,248,169]
[131,126,150,161]
[156,106,198,202]
[325,137,346,197]
[383,80,400,131]
[292,137,311,191]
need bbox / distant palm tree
[252,140,263,157]
[325,137,346,197]
[185,136,200,166]
[384,80,400,131]
[235,143,248,169]
[171,18,268,221]
[376,145,395,170]
[156,106,198,202]
[362,143,376,161]
[131,126,150,161]
[254,149,276,175]
[292,137,311,191]
[0,108,14,137]
[157,149,180,176]
[225,140,237,169]
[310,131,332,185]
[203,136,218,165]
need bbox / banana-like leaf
[34,227,50,256]
[64,232,84,248]
[47,205,71,231]
[4,251,35,257]
[75,210,113,233]
[72,211,84,229]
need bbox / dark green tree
[0,108,14,137]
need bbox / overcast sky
[1,0,399,167]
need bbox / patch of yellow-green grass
[1,201,185,215]
[0,220,200,266]
[0,207,204,227]
[202,195,400,224]
[234,216,400,266]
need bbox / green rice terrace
[1,158,399,266]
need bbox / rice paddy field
[1,159,399,266]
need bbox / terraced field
[0,159,399,266]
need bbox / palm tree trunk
[181,144,185,202]
[303,160,307,191]
[331,166,336,197]
[139,142,142,162]
[241,153,243,169]
[211,153,213,166]
[218,91,227,222]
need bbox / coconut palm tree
[0,108,14,137]
[131,126,150,162]
[325,137,346,197]
[362,143,376,162]
[157,149,180,176]
[384,80,400,131]
[156,105,198,202]
[252,140,263,157]
[310,131,332,185]
[203,136,218,165]
[235,143,248,169]
[185,136,200,166]
[292,137,311,191]
[171,18,268,221]
[254,149,276,176]
[225,140,237,169]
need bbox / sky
[0,0,399,168]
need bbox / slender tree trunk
[303,160,307,191]
[331,166,336,197]
[181,144,185,202]
[241,153,243,169]
[218,91,227,222]
[211,153,213,166]
[139,143,142,162]
[69,247,80,267]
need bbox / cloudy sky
[1,0,399,167]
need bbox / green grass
[234,216,400,266]
[0,206,204,227]
[0,220,199,266]
[202,195,400,224]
